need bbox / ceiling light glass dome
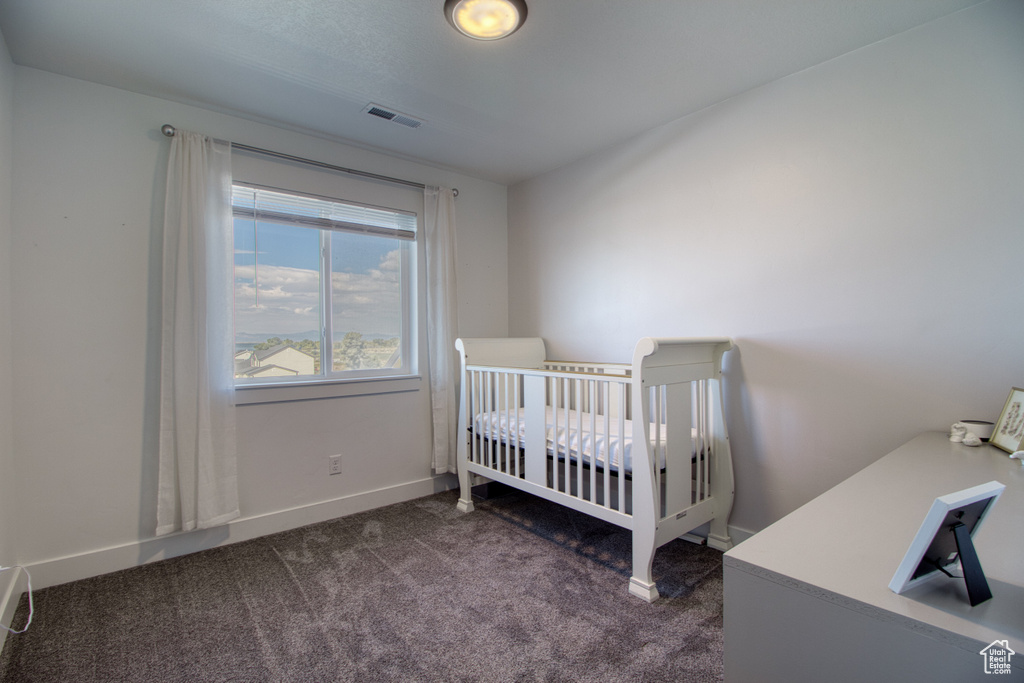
[444,0,528,41]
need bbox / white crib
[455,336,736,601]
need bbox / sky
[233,218,403,342]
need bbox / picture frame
[889,481,1005,605]
[991,387,1024,454]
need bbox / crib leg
[629,576,659,602]
[628,541,659,602]
[456,465,475,513]
[707,519,732,551]
[454,450,473,509]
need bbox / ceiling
[0,0,987,185]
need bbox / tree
[296,339,318,357]
[338,331,368,370]
[253,337,283,351]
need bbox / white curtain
[157,131,240,536]
[424,187,460,474]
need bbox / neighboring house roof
[235,343,316,377]
[237,364,298,378]
[254,344,315,361]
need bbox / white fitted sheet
[472,407,695,474]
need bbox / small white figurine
[949,422,967,443]
[950,422,982,446]
[1011,451,1024,467]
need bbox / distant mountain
[235,330,398,344]
[235,330,320,344]
[334,331,398,342]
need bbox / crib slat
[490,371,499,470]
[470,370,480,466]
[479,370,486,467]
[561,376,569,493]
[483,374,491,471]
[476,370,483,467]
[498,371,505,474]
[653,385,662,518]
[550,376,558,491]
[603,382,612,510]
[513,373,521,478]
[552,377,558,490]
[589,379,597,505]
[695,379,706,502]
[701,380,711,501]
[618,382,626,514]
[563,376,571,495]
[499,370,506,472]
[467,370,474,465]
[478,370,485,467]
[505,368,516,475]
[575,379,584,502]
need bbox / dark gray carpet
[0,488,724,682]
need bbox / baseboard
[0,565,30,653]
[680,522,756,548]
[24,474,457,591]
[728,524,756,546]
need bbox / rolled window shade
[232,183,417,240]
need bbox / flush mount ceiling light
[444,0,527,41]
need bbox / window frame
[230,180,422,404]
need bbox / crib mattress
[472,407,694,474]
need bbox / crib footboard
[627,337,735,601]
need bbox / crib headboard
[455,337,547,369]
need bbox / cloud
[234,264,320,337]
[378,249,400,272]
[234,249,404,339]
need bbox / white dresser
[724,432,1023,682]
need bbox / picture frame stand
[950,521,992,606]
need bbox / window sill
[235,375,422,405]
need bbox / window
[232,183,417,386]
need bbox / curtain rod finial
[161,124,176,137]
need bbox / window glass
[330,231,404,372]
[231,184,415,384]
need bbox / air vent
[391,114,422,129]
[362,104,423,129]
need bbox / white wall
[9,67,507,587]
[508,0,1024,534]
[0,21,21,637]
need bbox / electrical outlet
[329,454,342,475]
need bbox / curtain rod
[160,124,456,197]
